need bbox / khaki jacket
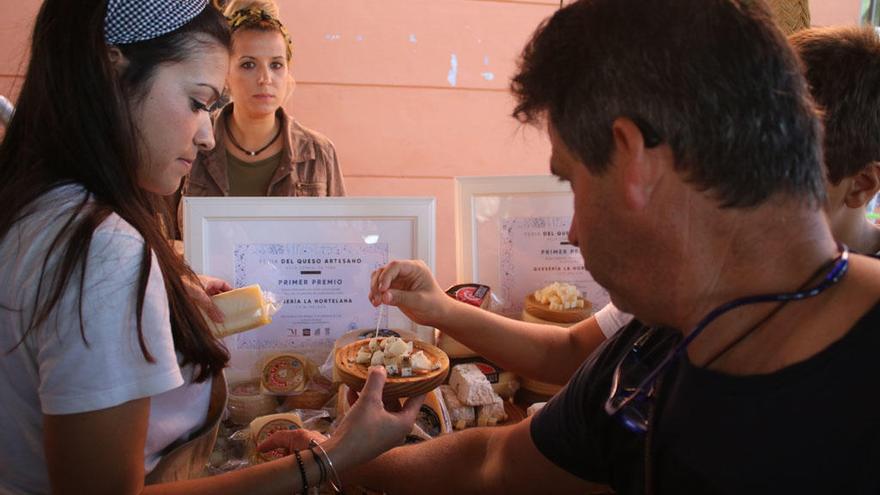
[170,105,346,238]
[184,104,346,198]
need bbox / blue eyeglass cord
[612,245,850,419]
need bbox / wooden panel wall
[0,0,862,287]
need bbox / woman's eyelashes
[190,98,221,113]
[238,60,286,70]
[190,99,209,113]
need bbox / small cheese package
[436,284,492,359]
[260,352,314,396]
[205,284,281,338]
[248,412,303,464]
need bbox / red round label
[454,287,481,306]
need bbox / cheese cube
[355,346,372,364]
[449,364,497,406]
[440,385,475,430]
[385,338,410,358]
[370,350,385,366]
[410,350,433,372]
[400,356,413,377]
[384,355,402,375]
[476,395,507,427]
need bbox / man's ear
[611,117,664,211]
[844,162,880,209]
[107,45,128,74]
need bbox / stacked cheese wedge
[442,363,508,429]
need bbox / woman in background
[183,0,345,202]
[0,1,415,493]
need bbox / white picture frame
[455,175,609,318]
[184,196,436,382]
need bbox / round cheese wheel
[227,380,278,425]
[260,353,310,395]
[249,413,304,463]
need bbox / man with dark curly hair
[343,1,880,493]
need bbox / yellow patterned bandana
[227,7,293,60]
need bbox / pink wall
[0,0,865,287]
[811,0,862,25]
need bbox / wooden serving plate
[335,338,450,400]
[523,293,592,324]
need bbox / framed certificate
[455,175,609,318]
[184,196,435,381]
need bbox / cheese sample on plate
[349,337,437,376]
[449,363,497,406]
[440,385,475,430]
[205,284,279,337]
[533,282,586,311]
[477,395,508,427]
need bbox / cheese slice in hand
[205,284,279,337]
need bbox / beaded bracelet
[293,450,309,494]
[309,439,343,494]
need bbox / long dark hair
[0,0,231,381]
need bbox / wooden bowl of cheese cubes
[334,337,449,400]
[522,282,592,325]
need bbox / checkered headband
[104,0,209,45]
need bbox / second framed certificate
[456,175,610,319]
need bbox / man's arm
[435,299,606,385]
[370,260,607,384]
[345,417,605,495]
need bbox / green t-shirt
[226,151,283,196]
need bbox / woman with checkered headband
[0,1,414,493]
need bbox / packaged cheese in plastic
[248,413,304,464]
[260,352,314,396]
[205,284,280,338]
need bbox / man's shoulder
[846,253,880,302]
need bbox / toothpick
[374,304,385,339]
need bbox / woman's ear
[107,46,129,74]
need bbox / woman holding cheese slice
[0,1,419,494]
